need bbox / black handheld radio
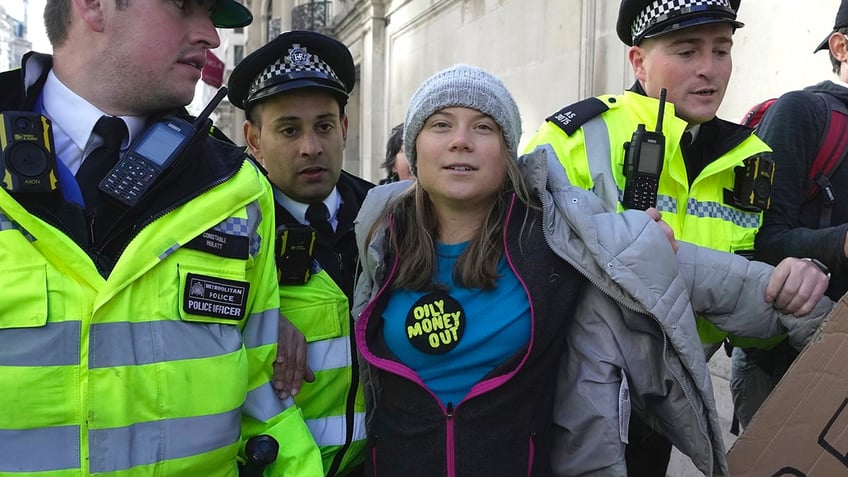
[622,88,667,210]
[98,86,229,207]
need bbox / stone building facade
[0,3,31,72]
[220,0,841,184]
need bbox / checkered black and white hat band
[631,0,732,41]
[248,43,343,98]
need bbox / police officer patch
[183,273,250,320]
[405,292,465,354]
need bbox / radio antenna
[193,86,229,129]
[655,88,667,134]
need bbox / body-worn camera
[275,223,317,285]
[0,112,58,193]
[725,155,775,212]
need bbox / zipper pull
[446,402,454,419]
[87,209,97,245]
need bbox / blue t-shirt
[383,241,531,407]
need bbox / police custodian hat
[617,0,744,46]
[815,0,848,52]
[228,30,355,110]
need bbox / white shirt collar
[41,70,146,174]
[685,123,701,143]
[273,186,342,229]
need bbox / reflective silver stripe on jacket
[88,409,241,473]
[89,320,242,368]
[242,308,279,349]
[582,117,679,214]
[686,198,760,229]
[656,194,679,214]
[581,117,621,210]
[0,426,80,472]
[159,243,180,261]
[305,412,367,447]
[0,212,35,241]
[245,381,296,422]
[307,336,352,372]
[246,201,262,257]
[0,320,80,366]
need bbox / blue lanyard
[34,95,84,207]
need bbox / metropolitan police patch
[183,273,250,320]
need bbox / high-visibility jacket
[0,52,324,476]
[280,270,367,476]
[525,90,784,349]
[0,162,323,476]
[273,171,371,477]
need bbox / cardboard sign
[727,294,848,476]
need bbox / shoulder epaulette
[545,97,611,136]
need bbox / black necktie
[77,116,127,208]
[306,202,334,239]
[306,202,342,283]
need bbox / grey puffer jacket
[517,149,831,476]
[352,149,832,477]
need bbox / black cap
[228,30,355,110]
[815,0,848,52]
[617,0,744,46]
[211,0,252,28]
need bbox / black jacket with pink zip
[353,186,585,477]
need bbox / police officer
[525,0,830,475]
[0,0,321,475]
[228,31,374,477]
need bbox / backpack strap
[741,98,777,128]
[808,93,848,228]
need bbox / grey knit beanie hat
[403,64,521,174]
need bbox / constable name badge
[184,229,249,259]
[183,273,250,321]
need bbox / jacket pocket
[619,371,631,444]
[286,301,343,342]
[729,229,756,258]
[280,270,346,341]
[177,265,251,326]
[0,264,47,329]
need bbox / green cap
[211,0,252,28]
